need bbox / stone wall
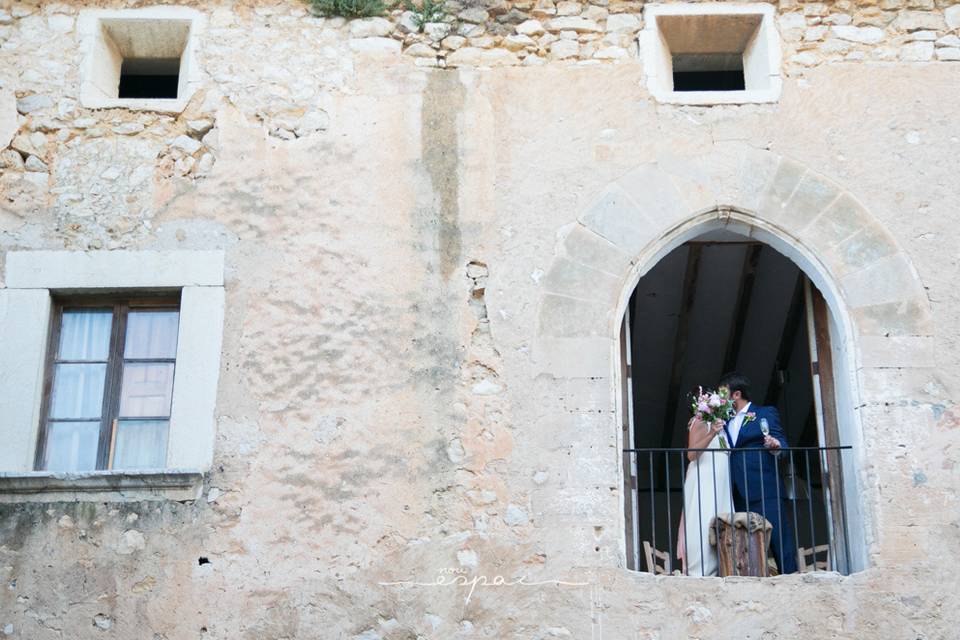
[1,0,960,638]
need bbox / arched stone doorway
[533,147,933,575]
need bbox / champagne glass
[760,418,770,437]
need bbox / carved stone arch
[535,146,932,378]
[533,145,933,572]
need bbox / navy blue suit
[725,404,798,574]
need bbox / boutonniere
[744,412,757,424]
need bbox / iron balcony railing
[623,445,853,577]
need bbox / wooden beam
[763,272,806,407]
[660,245,702,448]
[722,243,763,374]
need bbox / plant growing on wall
[404,0,448,31]
[309,0,387,18]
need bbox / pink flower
[746,412,756,422]
[708,394,721,408]
[697,401,709,413]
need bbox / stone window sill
[0,469,204,503]
[651,87,781,105]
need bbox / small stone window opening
[79,9,204,113]
[102,19,190,101]
[660,14,761,93]
[641,5,782,105]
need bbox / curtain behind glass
[45,309,112,472]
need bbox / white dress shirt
[728,401,752,447]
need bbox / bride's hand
[711,420,724,434]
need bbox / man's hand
[763,435,781,450]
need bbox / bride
[678,416,734,576]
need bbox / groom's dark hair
[718,371,751,401]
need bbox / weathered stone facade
[1,0,960,638]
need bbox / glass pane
[58,309,112,360]
[119,362,175,417]
[50,363,107,419]
[45,421,100,471]
[112,420,168,470]
[124,311,180,359]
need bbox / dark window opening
[118,57,180,99]
[673,69,746,92]
[671,52,745,92]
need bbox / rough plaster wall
[1,1,960,639]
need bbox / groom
[718,372,798,574]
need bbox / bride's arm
[687,418,722,461]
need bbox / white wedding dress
[679,431,734,576]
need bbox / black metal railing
[623,446,852,577]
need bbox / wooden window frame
[34,294,181,471]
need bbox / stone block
[946,4,960,29]
[824,222,899,278]
[655,155,722,214]
[0,90,17,150]
[899,41,934,60]
[831,25,884,43]
[349,17,394,38]
[935,47,960,61]
[532,336,614,377]
[892,10,946,31]
[859,336,936,369]
[839,253,924,309]
[614,165,689,238]
[578,183,655,257]
[858,367,947,404]
[799,193,870,250]
[546,16,602,32]
[446,47,520,66]
[540,256,624,305]
[777,170,840,234]
[605,13,640,32]
[558,223,633,277]
[0,289,51,472]
[550,39,580,59]
[5,250,225,289]
[537,293,612,338]
[348,37,402,55]
[733,149,782,213]
[756,157,807,222]
[517,19,545,35]
[850,296,933,336]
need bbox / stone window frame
[77,6,207,114]
[640,3,783,106]
[0,250,225,502]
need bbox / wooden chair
[643,541,672,575]
[797,544,831,572]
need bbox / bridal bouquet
[689,386,736,447]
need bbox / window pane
[112,420,168,470]
[58,309,112,360]
[50,363,107,419]
[45,421,100,471]
[124,311,179,359]
[119,362,175,417]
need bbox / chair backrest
[797,544,831,572]
[643,540,672,575]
